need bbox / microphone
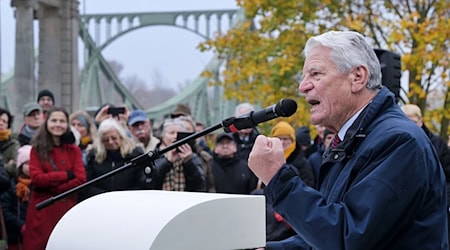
[222,98,297,133]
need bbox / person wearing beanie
[271,121,315,187]
[252,121,315,243]
[37,89,55,115]
[0,145,32,249]
[211,132,258,194]
[0,108,20,178]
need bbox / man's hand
[248,135,286,185]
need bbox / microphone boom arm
[35,98,297,210]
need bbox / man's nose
[298,77,312,93]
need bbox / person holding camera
[146,118,205,192]
[93,103,129,128]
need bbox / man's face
[214,138,237,158]
[129,120,151,142]
[38,96,54,111]
[24,110,44,129]
[299,46,354,131]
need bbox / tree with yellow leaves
[200,0,449,139]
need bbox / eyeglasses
[101,136,120,143]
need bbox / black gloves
[66,170,75,180]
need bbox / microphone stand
[36,119,237,210]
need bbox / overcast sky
[0,0,239,89]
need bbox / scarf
[162,159,185,191]
[284,142,296,159]
[81,136,92,147]
[0,129,11,141]
[21,125,36,139]
[16,177,32,202]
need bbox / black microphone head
[276,98,297,117]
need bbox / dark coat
[307,145,325,183]
[211,153,257,194]
[0,180,29,244]
[145,153,206,192]
[266,88,448,249]
[232,128,260,162]
[286,144,315,188]
[80,147,144,200]
[421,124,450,205]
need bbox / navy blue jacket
[266,88,448,250]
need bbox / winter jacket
[80,147,144,200]
[212,153,258,194]
[286,145,315,188]
[232,128,260,162]
[1,180,29,244]
[146,153,206,192]
[22,144,86,250]
[421,124,450,204]
[266,88,448,250]
[0,136,20,178]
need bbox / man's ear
[351,65,370,93]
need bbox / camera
[107,107,126,117]
[175,132,196,152]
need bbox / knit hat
[295,126,311,146]
[37,89,55,103]
[17,145,32,168]
[271,121,295,141]
[170,104,192,118]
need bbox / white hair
[235,103,255,117]
[303,31,382,90]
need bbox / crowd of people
[0,30,449,250]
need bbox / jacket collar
[324,87,396,162]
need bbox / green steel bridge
[1,8,246,126]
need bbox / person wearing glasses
[80,118,144,200]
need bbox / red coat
[22,144,86,250]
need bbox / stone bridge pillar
[36,0,79,112]
[11,0,35,116]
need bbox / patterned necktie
[331,135,342,148]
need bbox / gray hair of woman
[157,118,186,139]
[303,31,382,90]
[69,110,98,138]
[92,118,136,163]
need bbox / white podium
[47,190,266,250]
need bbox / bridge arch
[80,9,243,125]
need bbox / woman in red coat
[22,107,86,250]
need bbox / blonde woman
[80,118,144,200]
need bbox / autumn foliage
[200,0,449,139]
